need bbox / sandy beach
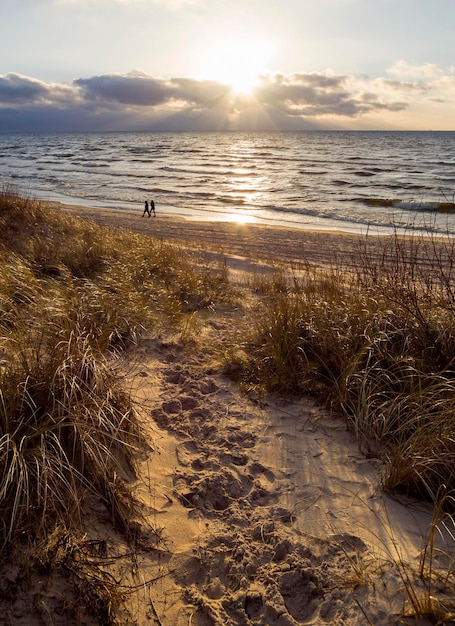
[30,203,453,625]
[56,202,368,271]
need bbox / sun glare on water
[224,213,255,224]
[200,38,271,95]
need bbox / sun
[199,38,271,95]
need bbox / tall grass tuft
[0,330,140,544]
[239,229,455,502]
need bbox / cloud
[375,78,425,93]
[75,73,174,106]
[252,73,406,117]
[387,60,445,81]
[0,73,76,105]
[0,65,451,131]
[383,62,455,107]
[74,72,231,108]
[0,73,50,103]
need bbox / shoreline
[52,200,451,275]
[51,201,368,270]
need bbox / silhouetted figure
[143,200,150,217]
[150,199,156,217]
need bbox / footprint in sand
[169,554,206,587]
[176,440,222,472]
[197,378,219,395]
[177,470,254,512]
[226,430,257,448]
[161,399,181,414]
[162,362,192,385]
[180,395,199,410]
[219,450,249,466]
[279,568,322,622]
[175,440,200,467]
[247,461,276,483]
[150,399,182,429]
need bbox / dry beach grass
[1,188,455,625]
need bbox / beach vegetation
[235,231,455,623]
[377,485,455,624]
[3,183,455,623]
[0,186,232,621]
[238,228,455,504]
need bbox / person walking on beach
[150,198,156,217]
[143,200,150,217]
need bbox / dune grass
[0,186,233,622]
[237,230,455,622]
[0,186,230,555]
[239,229,455,504]
[3,184,455,622]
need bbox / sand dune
[53,203,453,625]
[125,323,440,625]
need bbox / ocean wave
[75,162,109,168]
[357,197,455,214]
[1,131,455,234]
[353,171,377,177]
[173,148,204,154]
[52,153,76,158]
[218,196,245,205]
[134,186,172,194]
[396,201,455,213]
[258,201,451,234]
[160,165,199,174]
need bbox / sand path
[122,305,440,626]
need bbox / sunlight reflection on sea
[0,130,454,235]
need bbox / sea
[1,130,454,235]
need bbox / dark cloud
[0,70,411,131]
[75,73,233,108]
[75,73,173,106]
[0,73,49,103]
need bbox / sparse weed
[397,487,455,623]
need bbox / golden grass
[0,187,232,580]
[3,185,455,623]
[235,238,455,622]
[237,230,455,503]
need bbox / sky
[1,0,454,132]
